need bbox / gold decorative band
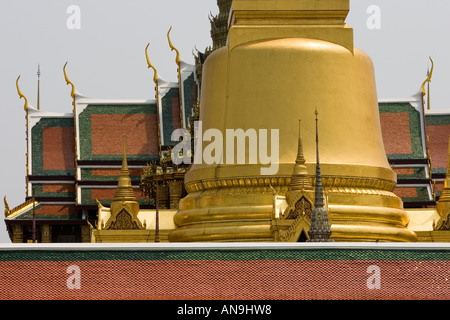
[185,175,397,194]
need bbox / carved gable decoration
[272,190,315,242]
[104,203,144,231]
[285,196,313,221]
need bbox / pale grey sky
[0,0,448,242]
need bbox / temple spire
[103,135,143,231]
[290,119,313,190]
[307,110,333,242]
[113,135,136,202]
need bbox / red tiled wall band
[380,113,412,155]
[426,124,450,170]
[42,127,75,171]
[1,259,450,300]
[35,205,76,216]
[393,187,418,198]
[91,114,159,155]
[42,184,76,193]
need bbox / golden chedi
[169,0,417,242]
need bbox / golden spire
[104,135,143,231]
[290,119,313,190]
[63,61,76,106]
[167,26,180,65]
[113,135,137,202]
[422,57,434,110]
[16,76,28,111]
[145,43,158,85]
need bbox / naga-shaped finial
[422,56,434,97]
[167,26,180,65]
[4,196,10,217]
[16,76,29,111]
[63,61,76,105]
[145,43,158,85]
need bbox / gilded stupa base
[169,170,417,243]
[170,186,275,242]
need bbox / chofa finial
[145,43,158,85]
[63,61,76,107]
[16,76,29,111]
[167,26,180,65]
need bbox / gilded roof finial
[16,76,28,111]
[145,43,158,85]
[145,43,162,160]
[422,57,434,110]
[167,26,180,65]
[4,196,10,217]
[167,26,184,129]
[63,61,76,106]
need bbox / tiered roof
[5,29,198,243]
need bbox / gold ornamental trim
[185,175,397,195]
[5,198,38,220]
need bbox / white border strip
[1,242,450,251]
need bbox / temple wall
[1,243,450,300]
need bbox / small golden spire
[63,61,76,106]
[290,119,313,190]
[145,43,158,85]
[104,135,143,231]
[167,26,180,65]
[113,135,136,202]
[16,76,28,111]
